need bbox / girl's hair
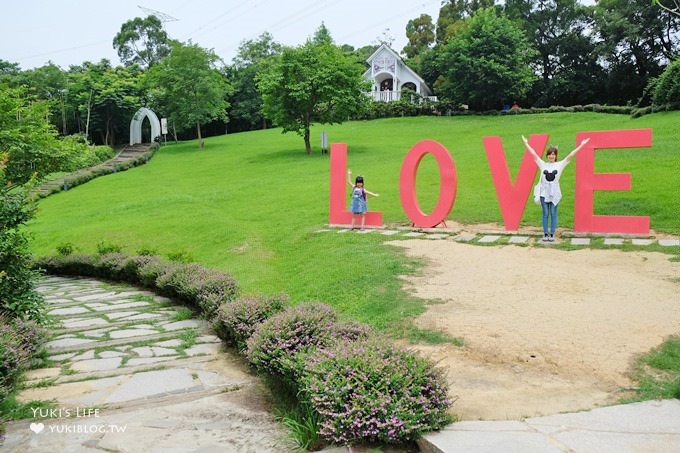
[546,145,558,157]
[355,175,364,184]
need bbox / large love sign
[329,129,652,234]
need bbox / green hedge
[39,143,158,198]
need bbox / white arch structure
[129,107,161,145]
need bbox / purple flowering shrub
[212,294,287,352]
[246,303,339,379]
[299,338,452,445]
[153,263,239,318]
[0,315,45,400]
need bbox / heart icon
[30,422,45,434]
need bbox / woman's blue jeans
[540,197,558,234]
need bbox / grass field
[27,112,680,332]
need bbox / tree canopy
[257,32,369,154]
[113,15,171,68]
[145,42,231,147]
[437,8,537,110]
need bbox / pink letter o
[399,140,457,228]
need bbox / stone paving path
[318,227,680,248]
[1,275,294,452]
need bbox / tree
[23,63,70,135]
[504,0,605,106]
[594,0,680,104]
[257,32,370,155]
[437,8,537,110]
[146,42,231,147]
[226,32,282,132]
[113,15,171,68]
[653,0,680,17]
[65,60,142,145]
[0,87,46,321]
[0,85,94,183]
[403,14,435,60]
[435,0,497,44]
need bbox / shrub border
[35,253,453,447]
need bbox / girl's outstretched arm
[564,137,591,163]
[347,169,353,187]
[521,135,542,163]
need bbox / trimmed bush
[299,338,452,445]
[134,255,176,288]
[246,303,339,379]
[0,315,45,401]
[213,294,288,352]
[155,263,238,318]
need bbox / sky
[0,0,445,70]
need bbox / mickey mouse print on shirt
[538,161,568,205]
[543,169,558,182]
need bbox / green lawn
[27,112,680,331]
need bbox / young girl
[521,135,590,241]
[347,169,379,230]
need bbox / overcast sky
[1,0,448,69]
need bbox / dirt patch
[389,237,680,421]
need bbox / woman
[522,135,590,241]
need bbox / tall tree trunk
[60,95,67,135]
[196,121,204,148]
[304,126,312,155]
[85,90,93,143]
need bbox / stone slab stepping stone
[18,376,125,406]
[162,320,203,331]
[88,301,149,311]
[126,357,179,367]
[61,317,110,329]
[659,239,680,246]
[632,238,655,245]
[73,292,120,302]
[48,352,76,361]
[71,350,96,361]
[196,335,221,344]
[381,230,400,235]
[48,306,91,316]
[126,313,164,321]
[571,238,591,246]
[403,232,425,237]
[508,236,529,244]
[23,367,62,381]
[109,328,159,339]
[426,234,449,240]
[604,238,625,245]
[131,346,177,358]
[106,311,140,320]
[99,351,127,359]
[184,343,222,357]
[455,234,476,242]
[478,235,501,243]
[105,369,202,403]
[155,339,182,348]
[46,338,98,349]
[71,357,123,372]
